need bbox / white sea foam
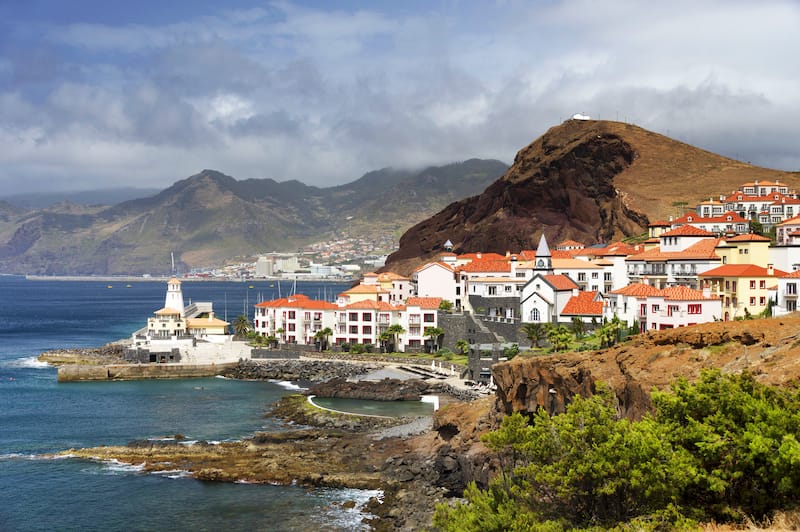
[4,356,51,369]
[153,469,191,479]
[100,459,146,474]
[270,379,306,391]
[214,375,228,379]
[320,488,384,531]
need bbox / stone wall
[58,362,237,382]
[125,347,182,364]
[251,348,301,359]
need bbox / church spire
[534,234,553,273]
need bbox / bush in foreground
[434,371,800,531]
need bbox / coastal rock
[308,377,431,401]
[225,359,381,382]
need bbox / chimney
[642,275,649,285]
[476,252,482,259]
[768,264,774,276]
[702,281,711,299]
[209,311,214,321]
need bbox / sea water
[0,276,379,531]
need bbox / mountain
[0,160,507,275]
[384,119,800,275]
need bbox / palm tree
[571,316,586,340]
[386,324,405,352]
[547,325,571,352]
[233,314,251,339]
[314,327,333,351]
[275,327,285,344]
[455,338,470,356]
[424,326,444,353]
[521,322,548,348]
[378,331,391,353]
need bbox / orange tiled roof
[377,272,409,281]
[627,238,722,261]
[660,225,717,237]
[561,291,603,316]
[699,264,787,278]
[780,270,800,279]
[557,239,585,248]
[776,214,800,226]
[344,300,402,311]
[405,297,443,309]
[723,191,788,202]
[341,284,385,294]
[673,212,749,224]
[542,274,579,290]
[648,220,673,226]
[186,316,230,327]
[724,233,771,242]
[255,294,338,310]
[456,252,507,261]
[414,261,455,273]
[610,283,662,297]
[458,260,511,273]
[660,285,713,301]
[552,257,601,269]
[154,307,182,316]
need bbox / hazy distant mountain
[0,187,162,210]
[0,160,508,275]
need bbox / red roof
[457,252,507,261]
[700,264,787,278]
[660,285,713,301]
[724,233,771,242]
[344,300,401,311]
[557,239,585,249]
[255,294,338,310]
[405,297,443,309]
[542,274,579,290]
[673,212,749,224]
[627,237,722,261]
[780,270,800,279]
[610,283,662,297]
[458,259,511,273]
[561,291,603,316]
[414,261,455,274]
[660,225,717,237]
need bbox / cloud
[1,0,799,195]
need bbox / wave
[319,488,383,531]
[152,469,191,479]
[99,459,146,474]
[3,356,51,369]
[269,379,307,391]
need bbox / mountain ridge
[383,119,800,275]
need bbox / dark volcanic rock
[308,378,432,401]
[384,120,650,274]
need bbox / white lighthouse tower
[164,277,186,317]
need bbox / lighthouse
[164,277,186,317]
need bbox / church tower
[534,234,553,274]
[164,277,185,317]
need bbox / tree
[314,327,333,351]
[434,387,696,530]
[424,326,444,353]
[378,331,391,352]
[455,339,470,356]
[439,300,454,313]
[232,314,251,339]
[546,325,571,352]
[386,323,406,352]
[570,316,586,340]
[520,322,548,348]
[275,327,285,344]
[503,344,519,359]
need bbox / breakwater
[57,362,238,382]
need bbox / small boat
[249,285,254,289]
[107,285,113,289]
[126,284,132,288]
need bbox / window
[591,272,599,279]
[288,323,296,332]
[759,280,766,289]
[424,313,435,323]
[362,325,372,335]
[304,312,311,320]
[731,282,737,292]
[750,297,756,306]
[288,311,296,319]
[651,304,660,313]
[505,285,513,292]
[349,325,358,334]
[750,280,756,289]
[578,272,586,282]
[725,280,730,290]
[488,286,497,295]
[759,297,766,306]
[362,313,372,321]
[604,272,612,281]
[688,304,702,314]
[349,312,358,321]
[788,301,797,312]
[788,283,797,295]
[532,308,540,321]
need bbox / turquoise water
[0,276,377,531]
[311,396,435,418]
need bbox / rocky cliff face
[383,119,799,276]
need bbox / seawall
[57,362,238,382]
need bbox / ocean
[0,276,380,531]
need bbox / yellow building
[715,234,772,267]
[699,264,785,320]
[186,312,229,337]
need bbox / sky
[0,0,798,194]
